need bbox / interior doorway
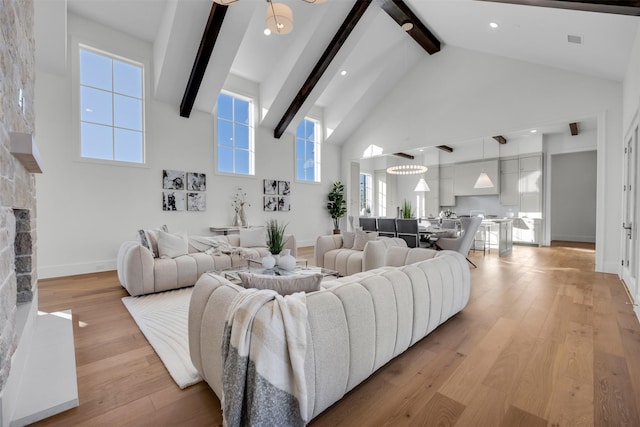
[622,119,639,305]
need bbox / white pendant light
[474,138,494,189]
[266,1,293,35]
[414,178,430,192]
[213,0,238,4]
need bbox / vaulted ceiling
[36,0,640,146]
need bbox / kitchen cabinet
[453,160,499,196]
[513,217,543,246]
[500,159,519,206]
[439,165,455,206]
[519,154,543,216]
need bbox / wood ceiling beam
[378,0,441,54]
[569,122,579,136]
[493,135,507,144]
[180,3,228,118]
[274,0,372,139]
[393,152,415,159]
[436,145,453,153]
[476,0,640,16]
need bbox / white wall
[342,45,623,273]
[623,25,640,132]
[35,14,340,278]
[550,151,597,242]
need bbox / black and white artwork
[278,196,291,212]
[163,191,185,211]
[263,179,278,195]
[187,193,206,211]
[163,170,184,190]
[278,180,291,196]
[264,196,278,212]
[187,172,206,191]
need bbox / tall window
[296,118,320,182]
[360,173,372,216]
[217,92,254,175]
[79,46,144,163]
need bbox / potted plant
[266,219,287,254]
[401,200,413,219]
[327,181,347,234]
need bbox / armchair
[436,217,482,267]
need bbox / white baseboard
[550,234,595,243]
[38,259,117,279]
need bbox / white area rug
[122,287,202,389]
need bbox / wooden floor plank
[30,243,640,426]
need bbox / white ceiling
[43,0,639,149]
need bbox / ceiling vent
[567,34,582,44]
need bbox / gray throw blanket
[188,235,248,257]
[221,288,309,427]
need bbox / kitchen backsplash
[448,195,518,218]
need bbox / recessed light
[530,129,537,133]
[489,22,499,29]
[264,28,271,36]
[340,70,347,76]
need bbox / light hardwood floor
[33,243,640,426]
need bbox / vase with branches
[327,181,347,233]
[232,187,249,226]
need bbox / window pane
[305,141,315,159]
[297,122,305,139]
[114,94,142,130]
[235,149,250,175]
[305,120,315,140]
[114,60,141,97]
[218,93,233,120]
[81,123,112,160]
[234,98,249,124]
[296,159,305,180]
[81,86,112,125]
[80,49,112,90]
[235,124,249,149]
[218,120,233,147]
[114,128,143,163]
[296,139,304,160]
[305,162,315,181]
[218,146,234,173]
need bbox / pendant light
[474,138,494,189]
[414,178,430,192]
[265,0,293,35]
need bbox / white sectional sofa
[189,250,470,423]
[117,233,296,296]
[314,232,407,277]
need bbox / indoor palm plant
[327,181,347,233]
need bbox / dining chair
[359,217,377,232]
[376,218,397,238]
[435,216,483,267]
[396,218,420,248]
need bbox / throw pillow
[353,230,378,251]
[239,227,267,248]
[138,225,168,258]
[238,272,322,296]
[342,231,355,249]
[157,230,189,259]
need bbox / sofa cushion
[240,227,267,248]
[353,230,378,251]
[238,272,322,295]
[138,225,168,258]
[157,230,189,258]
[341,231,355,249]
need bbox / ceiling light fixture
[474,138,495,189]
[414,178,430,192]
[489,22,499,28]
[401,20,414,32]
[340,70,347,76]
[530,129,537,133]
[387,164,428,175]
[265,0,293,35]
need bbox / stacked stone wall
[0,0,37,393]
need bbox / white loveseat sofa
[117,233,296,296]
[189,250,470,423]
[315,233,407,277]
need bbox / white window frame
[295,117,321,183]
[73,42,146,166]
[215,90,255,176]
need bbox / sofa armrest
[283,234,297,257]
[384,246,438,267]
[362,238,408,271]
[315,235,343,268]
[117,241,155,296]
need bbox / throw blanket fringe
[222,288,309,427]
